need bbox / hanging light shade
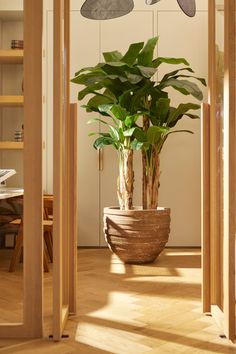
[81,0,134,20]
[145,0,161,5]
[176,0,196,17]
[145,0,196,17]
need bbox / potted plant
[72,36,206,264]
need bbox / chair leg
[43,242,50,272]
[9,222,50,273]
[9,224,23,272]
[44,231,53,262]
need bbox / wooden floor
[0,248,236,353]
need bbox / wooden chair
[43,195,53,263]
[8,195,53,272]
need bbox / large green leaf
[124,114,139,128]
[78,83,104,100]
[98,104,113,114]
[119,89,133,111]
[103,50,122,62]
[161,78,204,100]
[155,98,170,124]
[129,81,154,113]
[93,136,116,150]
[167,129,194,136]
[98,103,128,122]
[137,66,157,78]
[133,128,147,143]
[167,103,200,126]
[86,94,115,112]
[130,139,144,151]
[137,37,159,66]
[169,74,206,86]
[109,126,120,142]
[71,71,106,85]
[123,127,137,137]
[73,63,104,77]
[121,42,144,65]
[153,57,189,68]
[184,113,200,119]
[99,64,128,79]
[147,126,167,145]
[126,73,143,84]
[87,117,109,126]
[160,67,194,83]
[110,104,128,121]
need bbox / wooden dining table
[0,187,23,200]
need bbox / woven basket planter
[103,207,171,264]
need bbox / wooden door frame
[204,0,235,341]
[53,0,77,341]
[0,0,77,339]
[0,0,44,338]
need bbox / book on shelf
[0,169,16,184]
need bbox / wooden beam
[208,0,221,307]
[223,0,235,340]
[201,103,211,313]
[23,0,43,337]
[62,0,70,308]
[68,103,78,315]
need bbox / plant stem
[117,149,134,210]
[142,147,160,209]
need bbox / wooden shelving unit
[0,95,23,106]
[0,141,23,149]
[0,49,23,64]
[0,49,24,149]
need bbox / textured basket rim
[104,206,171,215]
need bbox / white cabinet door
[157,11,208,246]
[44,7,100,246]
[70,12,100,246]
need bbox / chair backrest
[43,195,53,220]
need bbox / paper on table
[0,169,16,184]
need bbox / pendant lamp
[81,0,196,20]
[176,0,196,17]
[81,0,134,20]
[145,0,196,17]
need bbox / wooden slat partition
[223,0,235,340]
[53,0,77,340]
[62,0,70,309]
[0,0,43,338]
[208,0,220,307]
[23,0,43,337]
[204,0,236,341]
[68,103,78,314]
[201,103,210,314]
[53,0,65,341]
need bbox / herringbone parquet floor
[0,248,236,353]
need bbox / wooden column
[23,0,43,336]
[0,0,44,338]
[223,0,235,340]
[201,103,210,314]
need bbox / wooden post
[53,0,64,340]
[68,103,78,315]
[201,103,210,313]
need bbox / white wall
[43,0,208,247]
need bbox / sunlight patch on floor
[165,250,201,256]
[75,321,150,354]
[87,291,142,326]
[110,254,126,274]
